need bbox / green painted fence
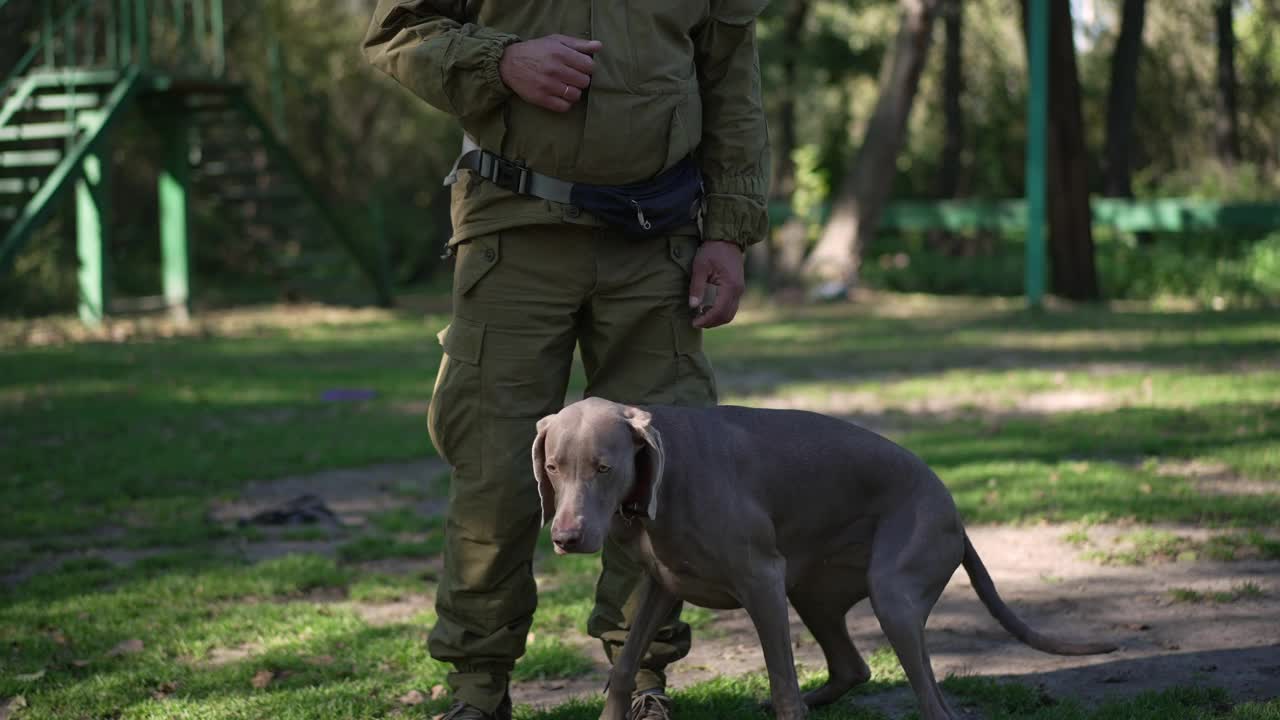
[770,199,1280,234]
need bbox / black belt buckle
[482,152,530,194]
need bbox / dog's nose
[551,528,582,552]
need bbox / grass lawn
[2,294,1278,719]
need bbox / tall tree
[1214,0,1242,166]
[936,0,964,202]
[1022,0,1100,301]
[761,0,813,290]
[1103,0,1146,198]
[803,0,942,290]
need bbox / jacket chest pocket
[590,1,704,90]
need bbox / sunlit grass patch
[1168,582,1265,604]
[512,637,596,682]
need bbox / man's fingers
[687,267,709,312]
[692,288,739,329]
[557,36,603,55]
[561,85,583,103]
[535,77,580,105]
[551,65,592,90]
[559,47,596,75]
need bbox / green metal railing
[1,0,226,101]
[769,198,1280,234]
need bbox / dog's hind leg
[789,581,871,707]
[867,504,965,720]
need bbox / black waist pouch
[570,156,704,238]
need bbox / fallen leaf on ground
[0,696,27,717]
[430,684,447,700]
[0,696,28,720]
[107,639,144,657]
[251,670,275,689]
[71,660,90,668]
[13,670,44,683]
[304,655,334,666]
[49,630,68,646]
[151,681,179,700]
[398,689,426,705]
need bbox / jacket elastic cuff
[467,25,521,111]
[702,192,769,248]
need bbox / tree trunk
[762,0,812,290]
[936,0,964,201]
[803,0,942,289]
[928,0,964,254]
[1214,0,1242,166]
[1021,0,1100,301]
[1103,0,1145,198]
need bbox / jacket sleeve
[693,0,772,248]
[362,0,521,119]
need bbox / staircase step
[0,122,78,143]
[0,177,38,194]
[30,93,102,111]
[0,149,61,168]
[214,187,301,202]
[183,93,239,109]
[25,68,123,87]
[194,129,264,144]
[192,164,278,180]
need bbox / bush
[858,229,1280,306]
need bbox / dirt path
[181,458,1280,713]
[16,456,1275,716]
[512,523,1280,715]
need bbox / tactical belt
[445,135,573,204]
[444,135,704,239]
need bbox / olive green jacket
[363,0,770,248]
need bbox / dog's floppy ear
[532,414,557,527]
[623,406,665,520]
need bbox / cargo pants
[426,223,718,713]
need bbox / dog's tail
[962,534,1117,656]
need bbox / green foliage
[860,229,1280,305]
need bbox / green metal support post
[1025,0,1049,309]
[159,112,191,322]
[76,152,110,325]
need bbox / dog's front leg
[600,575,678,720]
[738,562,807,720]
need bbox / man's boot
[630,689,674,720]
[438,692,512,720]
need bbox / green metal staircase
[0,0,391,324]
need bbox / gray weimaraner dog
[533,397,1116,720]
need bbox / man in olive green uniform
[363,2,768,718]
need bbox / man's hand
[499,35,601,113]
[689,240,745,329]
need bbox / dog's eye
[545,463,558,474]
[597,464,612,475]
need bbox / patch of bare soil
[209,458,448,529]
[741,386,1125,426]
[1152,459,1279,497]
[511,524,1280,715]
[3,459,447,589]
